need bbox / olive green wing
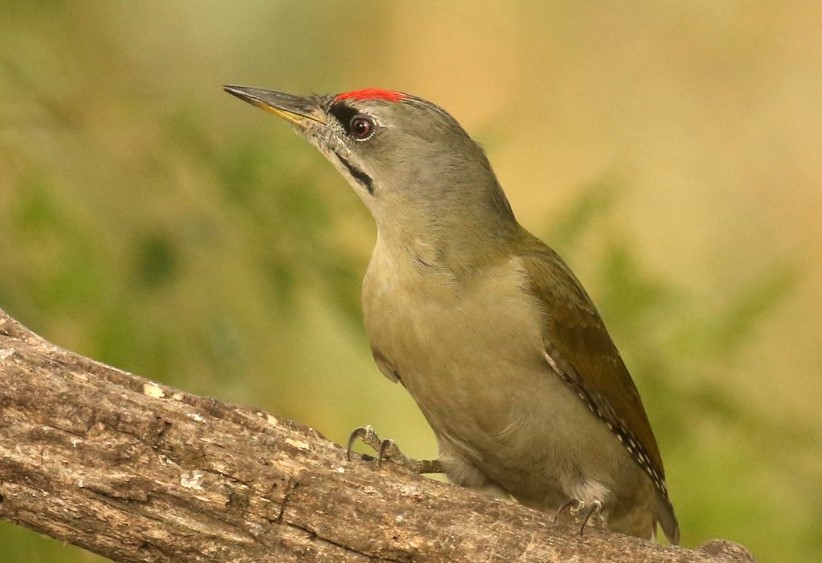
[518,237,679,543]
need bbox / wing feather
[517,235,678,542]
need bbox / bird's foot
[554,499,605,536]
[346,425,443,474]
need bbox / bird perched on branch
[224,85,679,544]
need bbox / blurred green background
[1,2,820,562]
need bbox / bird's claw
[346,425,382,461]
[346,425,444,474]
[553,498,580,523]
[377,437,399,467]
[554,499,605,536]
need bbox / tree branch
[0,308,754,562]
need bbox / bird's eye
[349,115,375,140]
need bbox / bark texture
[0,308,755,562]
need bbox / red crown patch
[335,89,406,103]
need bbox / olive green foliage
[0,4,819,562]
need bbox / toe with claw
[346,425,443,474]
[554,498,605,536]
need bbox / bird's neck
[371,207,522,278]
[365,168,521,274]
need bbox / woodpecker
[224,85,680,544]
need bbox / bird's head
[224,85,516,250]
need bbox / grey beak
[223,85,326,128]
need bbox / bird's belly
[363,260,543,446]
[362,261,636,508]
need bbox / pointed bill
[223,85,326,129]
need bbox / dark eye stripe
[329,102,358,129]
